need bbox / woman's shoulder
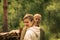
[28,26,40,30]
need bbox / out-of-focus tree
[45,0,60,33]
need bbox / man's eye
[36,18,40,20]
[38,19,40,20]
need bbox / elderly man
[34,13,41,27]
[34,13,45,40]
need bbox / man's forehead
[34,14,41,17]
[34,16,41,18]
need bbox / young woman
[21,14,40,40]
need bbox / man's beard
[35,22,40,27]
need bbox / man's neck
[34,24,39,27]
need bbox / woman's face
[24,19,33,28]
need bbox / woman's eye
[24,21,28,23]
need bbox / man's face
[34,16,41,25]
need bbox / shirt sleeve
[24,30,32,40]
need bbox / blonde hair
[20,27,27,40]
[34,13,42,20]
[34,13,41,17]
[23,14,34,22]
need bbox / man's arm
[40,29,45,40]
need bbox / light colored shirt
[24,26,40,40]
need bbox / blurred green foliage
[0,0,60,40]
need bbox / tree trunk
[3,0,8,32]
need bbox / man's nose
[36,19,39,21]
